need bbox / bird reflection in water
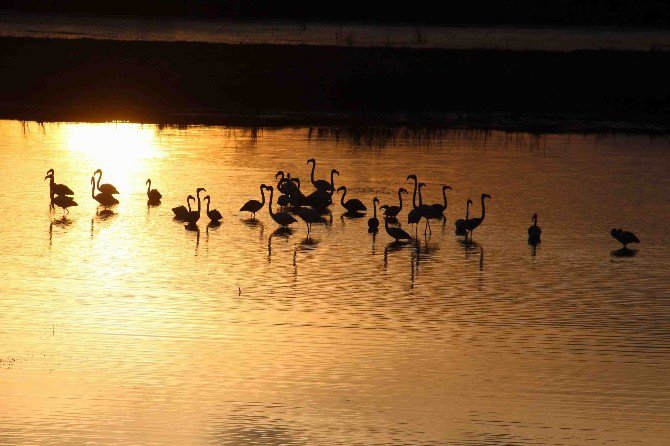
[267,227,293,262]
[185,224,200,255]
[611,247,637,257]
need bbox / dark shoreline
[0,37,668,134]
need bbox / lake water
[0,120,669,445]
[1,14,669,51]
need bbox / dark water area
[0,37,668,132]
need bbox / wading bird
[382,188,407,219]
[295,206,326,235]
[93,169,119,195]
[337,186,367,213]
[368,197,380,232]
[429,185,452,219]
[91,176,119,209]
[146,179,162,203]
[418,183,442,235]
[307,159,338,192]
[185,188,206,225]
[528,213,541,244]
[240,184,266,219]
[611,228,639,248]
[464,194,491,238]
[52,194,78,215]
[265,185,297,227]
[203,195,222,223]
[455,199,473,235]
[172,196,194,220]
[384,218,412,242]
[44,169,74,202]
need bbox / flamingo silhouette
[528,213,541,244]
[44,169,74,208]
[368,197,380,232]
[429,185,452,219]
[91,176,119,209]
[307,159,338,192]
[93,169,119,195]
[382,188,407,219]
[172,195,194,220]
[52,194,78,215]
[146,179,162,203]
[611,228,639,248]
[240,184,266,219]
[185,188,206,225]
[464,194,491,239]
[384,217,412,242]
[455,199,473,235]
[203,195,222,223]
[265,185,297,227]
[337,186,367,213]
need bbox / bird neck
[418,187,423,207]
[465,203,470,220]
[330,171,336,188]
[373,201,377,219]
[259,186,266,205]
[398,190,403,209]
[91,181,95,198]
[442,188,448,208]
[268,189,274,216]
[146,181,151,195]
[480,196,487,220]
[196,191,202,214]
[96,171,102,189]
[309,162,316,183]
[206,199,210,214]
[340,188,347,206]
[411,179,418,208]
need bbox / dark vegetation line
[0,37,668,133]
[4,0,670,26]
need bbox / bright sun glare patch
[64,122,160,163]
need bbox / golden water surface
[0,120,669,445]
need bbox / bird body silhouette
[185,188,206,225]
[146,179,162,203]
[382,188,407,218]
[455,199,473,235]
[295,206,326,234]
[93,169,119,195]
[464,194,491,237]
[418,183,442,234]
[266,186,297,227]
[429,185,452,218]
[337,186,367,213]
[172,196,193,220]
[368,197,380,232]
[528,213,541,244]
[611,228,639,248]
[384,218,412,242]
[204,195,222,223]
[307,159,338,192]
[407,175,423,227]
[45,169,74,199]
[240,184,266,219]
[91,176,119,209]
[52,194,78,214]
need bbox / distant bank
[0,37,668,133]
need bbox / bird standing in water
[455,199,473,235]
[203,195,222,223]
[528,213,541,244]
[384,218,412,242]
[611,228,639,249]
[93,169,119,195]
[368,197,380,232]
[240,184,267,219]
[146,179,162,204]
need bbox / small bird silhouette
[611,228,639,248]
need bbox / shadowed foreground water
[0,120,669,445]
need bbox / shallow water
[1,14,670,51]
[0,120,669,445]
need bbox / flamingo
[429,185,452,218]
[382,188,408,219]
[91,176,119,209]
[295,206,326,235]
[368,197,380,232]
[203,195,223,223]
[307,159,338,192]
[611,228,639,248]
[44,169,74,201]
[418,183,442,235]
[384,218,412,242]
[93,169,119,195]
[406,175,424,228]
[185,188,206,225]
[240,184,266,219]
[172,196,194,220]
[265,185,297,227]
[146,179,162,203]
[52,195,78,215]
[455,199,473,235]
[337,186,367,213]
[464,194,491,238]
[528,213,541,244]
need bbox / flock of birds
[45,160,641,251]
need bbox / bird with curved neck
[91,176,119,209]
[382,188,407,219]
[295,206,326,235]
[528,213,541,245]
[406,175,423,228]
[429,185,452,219]
[52,195,78,215]
[146,179,162,203]
[307,159,338,192]
[464,194,491,239]
[418,183,442,235]
[337,186,367,213]
[93,169,119,195]
[265,185,297,227]
[368,197,380,232]
[384,217,412,242]
[172,196,193,220]
[44,169,74,208]
[455,199,473,235]
[240,184,266,219]
[185,187,206,225]
[203,195,222,223]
